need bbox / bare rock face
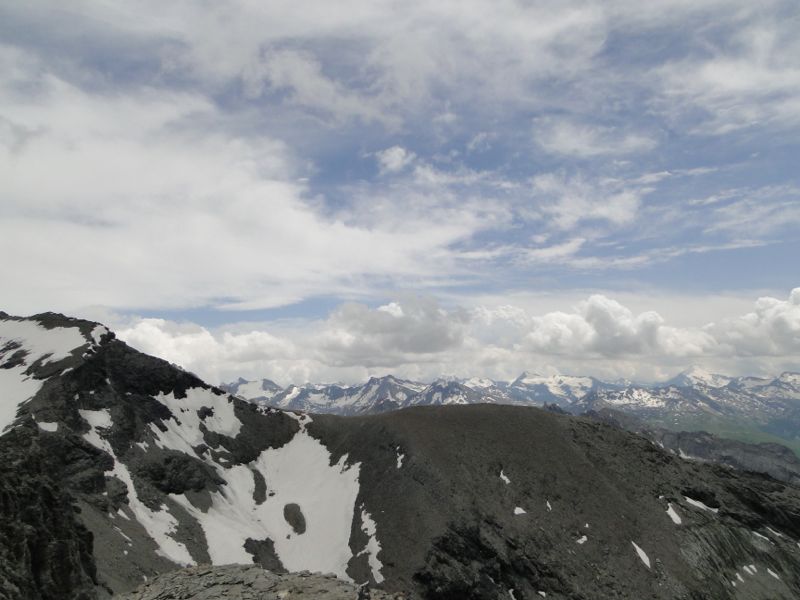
[114,565,401,600]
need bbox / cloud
[531,173,642,230]
[1,0,797,331]
[701,186,800,237]
[534,118,656,157]
[708,288,800,356]
[516,295,716,357]
[522,238,586,263]
[0,48,507,314]
[115,289,800,386]
[317,297,470,366]
[655,15,800,133]
[375,145,415,173]
[243,48,394,126]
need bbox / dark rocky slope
[1,312,800,600]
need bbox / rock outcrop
[114,565,401,600]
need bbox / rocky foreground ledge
[115,565,404,600]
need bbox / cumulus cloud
[708,289,800,356]
[317,297,469,366]
[115,289,799,386]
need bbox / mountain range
[224,367,800,457]
[2,311,800,599]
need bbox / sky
[1,0,799,385]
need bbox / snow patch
[499,469,511,485]
[37,421,58,432]
[576,535,587,545]
[666,503,682,525]
[631,541,650,568]
[546,500,552,511]
[684,496,719,513]
[357,507,384,584]
[90,325,109,344]
[767,568,781,580]
[396,447,404,469]
[0,318,89,432]
[514,506,527,515]
[150,388,242,455]
[0,319,87,365]
[0,364,41,432]
[172,428,362,581]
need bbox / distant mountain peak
[668,366,731,388]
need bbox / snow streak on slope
[79,409,195,566]
[358,507,384,584]
[631,541,651,568]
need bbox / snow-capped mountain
[221,377,283,402]
[225,375,500,414]
[584,370,800,419]
[666,365,733,389]
[506,371,613,408]
[248,375,426,415]
[226,372,620,413]
[581,369,800,458]
[408,378,496,407]
[2,311,800,599]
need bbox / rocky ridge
[114,565,401,600]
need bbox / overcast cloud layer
[1,1,798,383]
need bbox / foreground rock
[115,565,399,599]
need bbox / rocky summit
[1,311,800,599]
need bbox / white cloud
[701,186,800,236]
[115,289,800,386]
[375,146,415,173]
[655,16,800,133]
[708,288,800,356]
[531,173,642,230]
[534,118,656,157]
[522,238,585,263]
[243,48,394,126]
[2,0,797,344]
[0,49,503,315]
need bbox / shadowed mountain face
[2,312,800,600]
